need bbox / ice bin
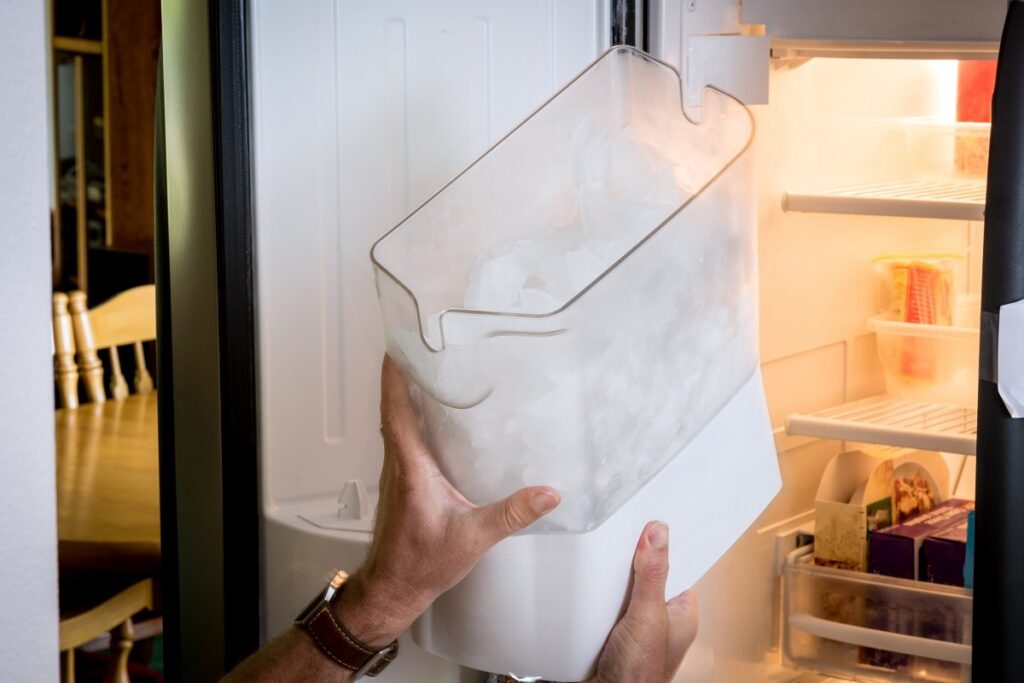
[371,46,780,679]
[372,46,764,532]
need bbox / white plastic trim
[789,613,973,665]
[686,35,770,108]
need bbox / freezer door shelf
[785,395,977,455]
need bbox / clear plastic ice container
[371,47,757,532]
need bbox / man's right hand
[587,522,698,683]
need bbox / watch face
[295,570,348,625]
[294,588,327,625]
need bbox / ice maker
[372,46,781,679]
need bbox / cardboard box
[814,448,949,572]
[921,517,969,587]
[869,499,974,581]
[965,510,976,589]
[861,498,972,671]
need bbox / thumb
[472,486,560,548]
[627,521,670,617]
[666,590,699,671]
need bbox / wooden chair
[69,285,156,403]
[53,293,80,409]
[59,577,156,683]
[53,290,161,680]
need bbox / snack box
[921,516,970,587]
[814,448,948,572]
[868,499,975,581]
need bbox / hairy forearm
[222,628,356,683]
[220,571,419,682]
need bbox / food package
[873,254,961,382]
[862,498,974,672]
[921,516,970,587]
[814,448,948,572]
[868,499,975,581]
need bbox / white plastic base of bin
[412,368,781,682]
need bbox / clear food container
[904,117,990,181]
[371,47,759,532]
[868,316,980,409]
[784,555,972,683]
[870,254,977,408]
[873,255,963,327]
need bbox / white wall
[0,1,61,681]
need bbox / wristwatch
[295,570,399,678]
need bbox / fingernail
[530,490,559,515]
[648,522,668,549]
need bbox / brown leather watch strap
[300,602,399,677]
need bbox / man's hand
[334,355,562,647]
[588,522,699,683]
[222,356,698,683]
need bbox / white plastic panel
[250,0,607,508]
[686,35,771,107]
[743,0,1006,42]
[250,0,608,659]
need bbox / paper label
[998,298,1024,418]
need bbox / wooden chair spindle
[133,341,154,393]
[52,293,80,409]
[107,347,130,400]
[68,291,106,404]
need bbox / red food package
[957,61,997,123]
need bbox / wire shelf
[783,180,986,221]
[785,395,977,455]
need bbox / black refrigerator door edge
[973,1,1024,681]
[209,0,262,670]
[159,0,261,678]
[154,53,182,683]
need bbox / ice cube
[564,247,606,293]
[516,288,563,314]
[464,251,530,311]
[608,127,682,204]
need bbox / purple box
[862,499,974,671]
[868,499,974,580]
[921,519,969,587]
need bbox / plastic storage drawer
[784,556,972,682]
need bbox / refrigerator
[159,0,1024,681]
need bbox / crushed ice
[462,122,688,314]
